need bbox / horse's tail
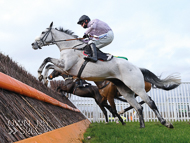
[140,68,181,90]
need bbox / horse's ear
[50,22,53,28]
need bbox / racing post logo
[7,119,51,135]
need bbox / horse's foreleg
[95,100,108,123]
[107,97,126,125]
[99,96,120,123]
[38,57,64,81]
[101,101,115,116]
[43,64,63,86]
[38,57,52,81]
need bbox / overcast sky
[0,0,190,82]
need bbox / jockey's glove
[83,34,89,38]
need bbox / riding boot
[84,43,98,62]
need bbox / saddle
[83,45,113,61]
[75,45,127,80]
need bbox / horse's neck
[52,29,84,51]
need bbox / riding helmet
[77,15,91,25]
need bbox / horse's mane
[56,27,79,39]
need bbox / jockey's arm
[84,20,97,35]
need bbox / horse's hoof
[105,122,108,124]
[87,136,91,140]
[165,122,174,128]
[115,117,119,124]
[38,75,43,81]
[161,119,166,125]
[122,122,126,126]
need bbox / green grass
[83,121,190,143]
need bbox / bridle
[36,27,85,48]
[38,27,54,47]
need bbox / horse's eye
[42,32,45,34]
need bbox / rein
[39,27,98,46]
[54,37,85,42]
[38,28,86,50]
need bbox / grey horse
[32,22,181,128]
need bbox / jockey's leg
[84,43,97,62]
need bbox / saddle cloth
[83,45,113,61]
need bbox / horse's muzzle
[31,42,41,50]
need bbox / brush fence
[70,83,190,122]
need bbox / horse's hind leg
[116,90,145,127]
[125,94,145,128]
[110,80,145,128]
[137,91,174,128]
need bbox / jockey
[77,15,114,62]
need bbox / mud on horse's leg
[140,93,174,128]
[148,97,174,128]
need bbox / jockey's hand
[83,34,89,38]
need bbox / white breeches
[88,30,114,49]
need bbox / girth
[77,60,89,79]
[75,44,113,79]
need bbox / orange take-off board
[0,72,80,112]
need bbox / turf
[83,121,190,143]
